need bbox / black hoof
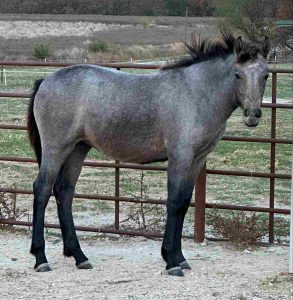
[77,261,93,269]
[167,266,184,277]
[179,260,192,270]
[35,263,52,272]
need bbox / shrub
[88,39,110,53]
[119,171,166,233]
[0,189,28,225]
[33,43,52,60]
[208,210,268,246]
[139,16,152,28]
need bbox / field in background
[0,14,218,61]
[0,64,292,241]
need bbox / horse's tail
[27,79,43,167]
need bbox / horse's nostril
[244,109,249,117]
[255,109,262,118]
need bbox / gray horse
[27,33,270,276]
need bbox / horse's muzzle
[243,108,262,127]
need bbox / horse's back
[33,64,167,163]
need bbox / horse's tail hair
[27,79,43,167]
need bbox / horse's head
[234,36,271,127]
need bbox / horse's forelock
[236,44,264,64]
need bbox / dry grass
[169,42,186,54]
[0,14,218,27]
[53,47,88,62]
[0,189,29,225]
[208,210,268,247]
[0,14,218,61]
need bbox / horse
[27,33,271,276]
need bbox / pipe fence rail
[0,61,292,243]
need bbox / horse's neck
[185,54,238,121]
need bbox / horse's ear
[262,36,271,58]
[234,36,243,56]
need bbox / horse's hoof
[35,263,52,272]
[77,261,93,270]
[179,260,192,270]
[167,266,184,277]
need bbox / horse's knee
[33,176,41,194]
[168,197,191,215]
[168,181,193,213]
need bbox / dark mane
[161,32,262,70]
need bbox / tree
[164,0,187,16]
[277,0,293,20]
[275,0,293,51]
[188,0,215,16]
[214,0,276,42]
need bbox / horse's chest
[193,125,226,159]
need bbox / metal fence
[0,61,292,243]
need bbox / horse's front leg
[162,153,205,276]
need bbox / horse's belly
[86,131,167,164]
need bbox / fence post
[114,66,121,231]
[194,164,206,243]
[289,146,293,273]
[114,160,120,230]
[0,66,3,84]
[269,72,277,243]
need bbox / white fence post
[3,68,7,86]
[0,66,3,84]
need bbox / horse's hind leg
[31,148,73,272]
[53,142,92,269]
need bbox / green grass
[0,67,59,91]
[206,107,292,207]
[0,98,28,123]
[0,130,33,157]
[264,73,293,99]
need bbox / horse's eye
[264,74,269,80]
[235,72,241,79]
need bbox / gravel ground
[0,230,292,300]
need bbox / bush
[208,210,268,246]
[119,171,167,233]
[164,0,187,16]
[0,189,28,225]
[139,16,152,28]
[33,43,52,60]
[88,39,110,53]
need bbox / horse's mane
[161,32,262,70]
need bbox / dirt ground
[0,229,292,300]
